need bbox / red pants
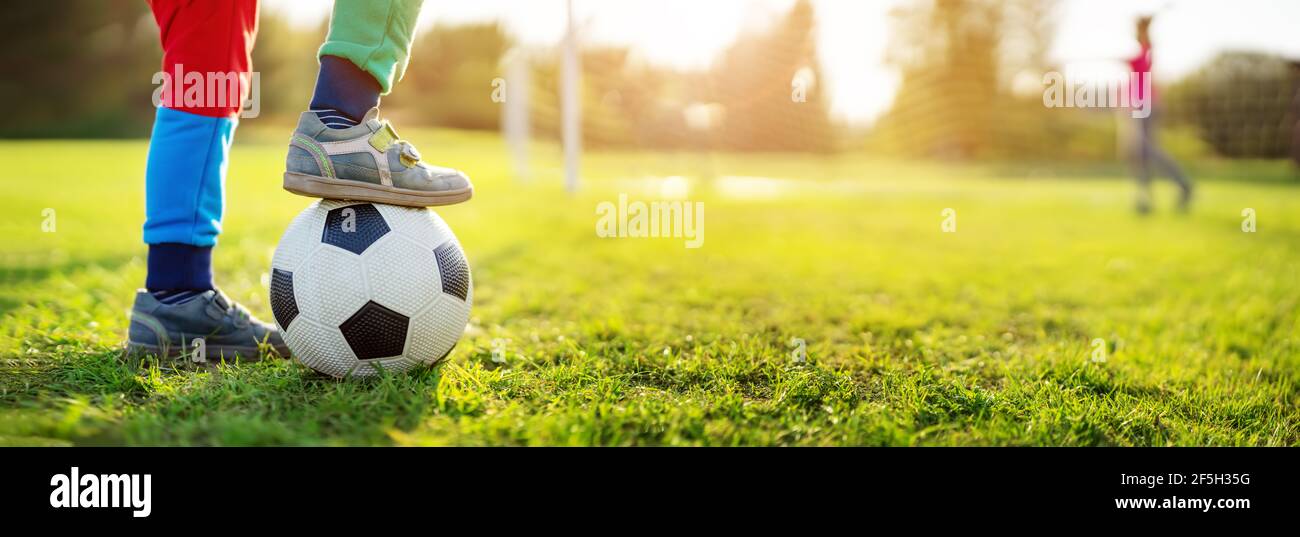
[148,0,259,118]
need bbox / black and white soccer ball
[269,200,472,378]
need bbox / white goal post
[561,0,582,193]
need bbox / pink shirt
[1129,44,1154,103]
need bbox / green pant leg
[318,0,425,95]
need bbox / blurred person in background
[1128,15,1193,214]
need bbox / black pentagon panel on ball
[269,268,298,329]
[434,240,470,301]
[321,203,390,255]
[339,301,409,360]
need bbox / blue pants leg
[142,106,237,290]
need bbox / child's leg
[284,0,473,207]
[143,0,258,294]
[130,0,287,359]
[143,109,235,293]
[1131,117,1155,213]
[1142,116,1194,207]
[309,0,425,126]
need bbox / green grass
[1,128,1297,446]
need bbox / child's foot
[284,108,473,207]
[126,289,289,361]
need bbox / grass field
[1,128,1297,446]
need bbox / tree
[869,0,1061,160]
[1166,52,1297,159]
[0,1,158,137]
[707,0,835,152]
[388,23,513,131]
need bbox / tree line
[2,0,1294,163]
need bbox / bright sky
[265,0,1300,125]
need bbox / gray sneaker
[283,108,473,207]
[126,289,289,361]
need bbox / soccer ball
[269,200,472,378]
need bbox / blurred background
[2,0,1298,167]
[1,1,1298,446]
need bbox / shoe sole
[284,172,474,208]
[125,340,289,362]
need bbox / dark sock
[146,243,214,304]
[309,55,382,129]
[311,107,360,129]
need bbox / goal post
[561,0,582,193]
[502,48,531,182]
